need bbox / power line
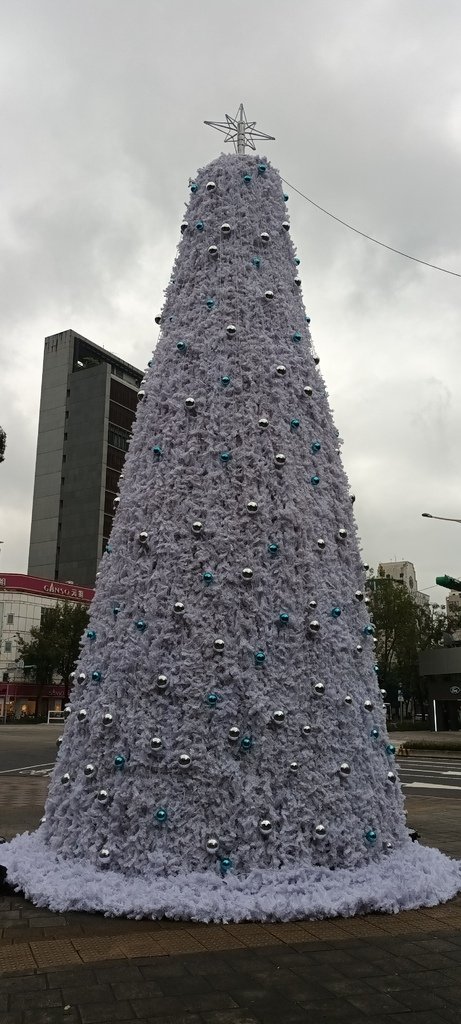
[281,177,461,279]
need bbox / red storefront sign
[0,682,65,698]
[0,573,94,603]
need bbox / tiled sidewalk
[1,781,461,1023]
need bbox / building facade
[419,647,461,731]
[0,573,94,721]
[28,330,143,587]
[378,560,430,608]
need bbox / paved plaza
[1,774,461,1023]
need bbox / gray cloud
[1,0,461,601]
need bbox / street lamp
[422,513,461,524]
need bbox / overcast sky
[1,0,461,604]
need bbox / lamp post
[422,513,461,524]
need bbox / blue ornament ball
[311,475,320,486]
[240,736,252,751]
[220,856,233,874]
[331,607,341,618]
[311,441,321,453]
[292,331,302,343]
[190,182,198,192]
[221,375,231,387]
[365,828,377,846]
[363,624,375,636]
[283,192,289,201]
[268,542,279,556]
[254,650,266,665]
[176,341,187,353]
[135,619,147,632]
[219,451,232,463]
[386,743,396,755]
[206,692,219,707]
[206,297,215,309]
[257,163,266,174]
[152,444,163,457]
[195,220,204,231]
[202,571,214,585]
[279,612,289,625]
[155,808,168,823]
[370,728,380,739]
[91,670,102,682]
[251,256,261,268]
[244,173,252,183]
[290,418,300,430]
[87,630,96,640]
[114,755,126,770]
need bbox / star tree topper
[204,103,275,155]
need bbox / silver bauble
[294,276,302,286]
[355,591,364,601]
[380,688,387,697]
[208,245,218,257]
[247,500,258,514]
[99,848,110,862]
[337,528,347,540]
[272,710,285,725]
[64,704,72,719]
[150,736,163,751]
[173,601,185,615]
[157,674,168,691]
[154,314,162,325]
[314,824,327,838]
[264,290,274,300]
[309,620,320,632]
[258,417,269,429]
[56,735,63,748]
[260,231,270,243]
[192,520,203,533]
[309,599,317,609]
[137,389,145,401]
[339,762,351,775]
[302,724,311,735]
[61,773,70,785]
[356,645,363,653]
[184,396,195,409]
[139,531,148,544]
[178,752,191,769]
[77,672,86,683]
[275,364,287,375]
[304,385,313,396]
[317,538,325,549]
[84,763,96,778]
[228,726,241,742]
[364,700,374,712]
[213,638,225,652]
[289,761,299,773]
[259,818,272,835]
[282,221,290,231]
[226,324,236,336]
[77,709,87,722]
[387,771,397,784]
[180,221,188,233]
[344,695,353,705]
[221,223,231,234]
[102,712,113,727]
[313,681,325,695]
[97,789,109,804]
[274,452,286,466]
[206,181,216,191]
[241,567,253,580]
[206,837,219,853]
[68,671,75,683]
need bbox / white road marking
[442,771,461,777]
[402,781,461,790]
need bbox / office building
[28,330,143,587]
[378,560,430,607]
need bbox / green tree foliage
[0,427,6,463]
[16,602,89,716]
[366,568,453,720]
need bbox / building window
[7,613,13,624]
[4,641,12,653]
[108,425,131,452]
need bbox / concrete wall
[28,332,74,579]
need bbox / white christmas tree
[3,111,460,920]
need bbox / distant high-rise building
[378,560,430,608]
[28,330,143,587]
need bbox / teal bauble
[114,755,125,770]
[155,808,167,823]
[311,475,320,486]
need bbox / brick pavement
[1,779,461,1022]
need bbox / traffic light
[436,575,461,592]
